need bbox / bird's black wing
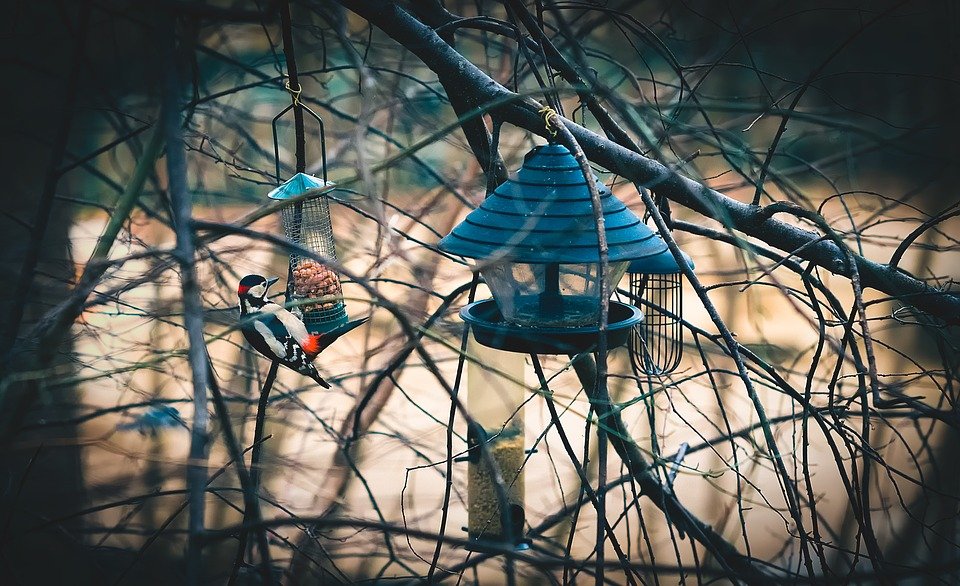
[240,312,286,360]
[242,313,329,388]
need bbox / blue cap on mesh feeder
[267,172,335,200]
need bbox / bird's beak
[265,277,279,289]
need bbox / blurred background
[0,1,957,583]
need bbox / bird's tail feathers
[318,316,369,351]
[303,365,331,389]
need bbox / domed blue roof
[438,144,668,263]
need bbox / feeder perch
[626,245,694,375]
[438,143,667,354]
[268,172,349,334]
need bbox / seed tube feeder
[465,339,527,547]
[268,173,349,334]
[627,246,694,375]
[439,143,667,354]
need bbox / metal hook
[271,98,329,184]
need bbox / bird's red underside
[301,334,323,357]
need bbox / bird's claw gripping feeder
[268,101,349,334]
[438,143,676,547]
[625,244,694,376]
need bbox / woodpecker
[237,274,367,388]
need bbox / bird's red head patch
[238,274,267,296]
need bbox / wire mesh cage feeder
[268,103,349,334]
[461,339,528,548]
[626,245,694,375]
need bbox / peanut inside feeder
[292,258,343,313]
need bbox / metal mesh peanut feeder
[268,173,349,334]
[626,246,694,375]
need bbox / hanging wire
[271,100,328,183]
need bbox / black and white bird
[237,274,367,388]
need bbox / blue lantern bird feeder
[439,143,677,548]
[626,244,694,375]
[439,143,668,354]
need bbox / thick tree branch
[339,0,960,326]
[410,3,508,186]
[160,14,210,585]
[568,353,771,584]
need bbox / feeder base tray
[302,304,348,335]
[463,531,532,553]
[460,299,641,354]
[464,537,531,554]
